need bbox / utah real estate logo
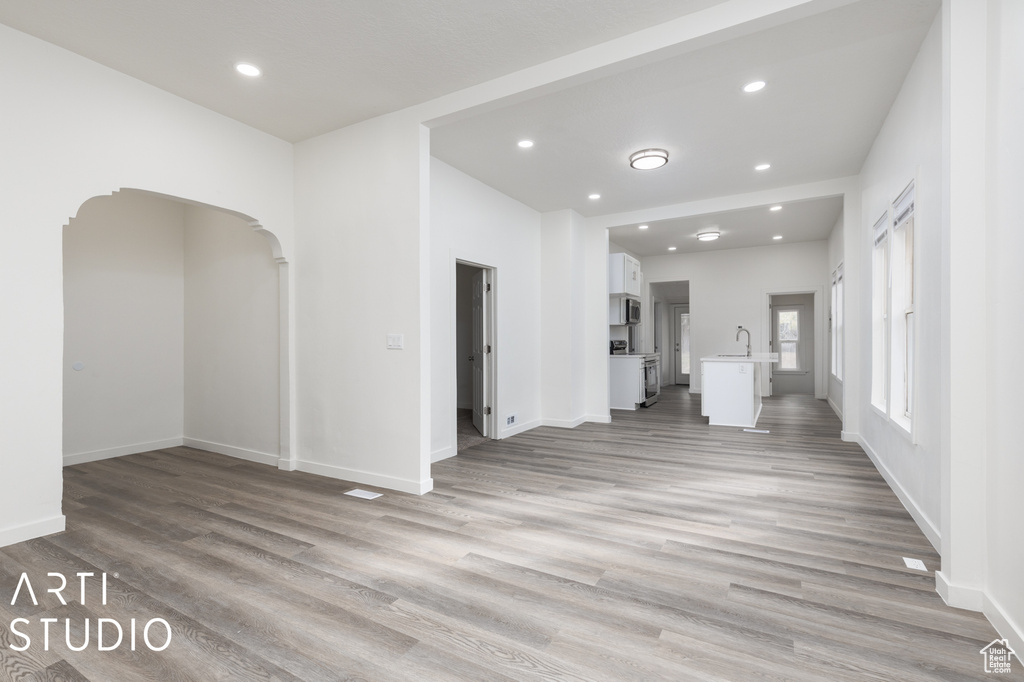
[980,638,1017,674]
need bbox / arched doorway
[62,189,292,470]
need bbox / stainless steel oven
[642,356,660,406]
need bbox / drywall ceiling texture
[0,0,724,142]
[431,0,940,218]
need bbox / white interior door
[471,269,488,436]
[673,305,690,385]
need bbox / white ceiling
[609,196,843,256]
[0,0,724,143]
[1,0,938,254]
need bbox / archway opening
[62,189,289,471]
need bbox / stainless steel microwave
[614,297,640,324]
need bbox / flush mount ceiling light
[517,140,534,148]
[235,63,261,77]
[697,231,720,241]
[743,80,766,93]
[629,148,669,170]
[755,163,771,171]
[638,224,649,230]
[773,235,783,240]
[668,246,677,251]
[588,193,601,200]
[770,205,783,211]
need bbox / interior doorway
[649,280,690,387]
[768,292,816,396]
[455,261,495,451]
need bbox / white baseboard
[499,417,540,439]
[181,438,278,467]
[935,570,985,611]
[63,438,184,466]
[431,446,456,463]
[586,413,612,424]
[277,458,298,471]
[0,515,66,549]
[827,395,843,420]
[984,591,1024,656]
[541,415,588,429]
[295,459,433,495]
[841,430,857,442]
[857,434,940,551]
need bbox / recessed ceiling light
[638,224,649,230]
[235,63,261,77]
[588,193,601,200]
[773,235,783,240]
[629,148,669,170]
[668,246,677,251]
[697,231,720,241]
[770,205,783,211]
[743,80,766,93]
[517,140,534,148]
[755,163,771,171]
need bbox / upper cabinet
[609,253,642,297]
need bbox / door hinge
[485,344,491,354]
[484,406,492,415]
[486,283,491,292]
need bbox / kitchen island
[700,353,778,427]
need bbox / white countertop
[610,353,659,359]
[700,353,779,363]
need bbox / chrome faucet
[736,326,751,357]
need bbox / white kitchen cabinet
[609,253,641,297]
[609,355,644,410]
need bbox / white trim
[541,415,588,429]
[585,413,612,424]
[827,395,843,421]
[984,591,1024,657]
[63,437,184,466]
[181,438,278,467]
[431,446,456,463]
[499,417,541,438]
[857,434,940,551]
[296,459,433,495]
[841,430,857,442]
[0,515,66,549]
[935,570,984,611]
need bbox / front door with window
[770,294,814,395]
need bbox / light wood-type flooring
[1,388,1016,681]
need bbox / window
[778,309,800,370]
[871,213,888,411]
[889,183,915,426]
[870,181,916,435]
[831,265,844,381]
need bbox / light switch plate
[386,334,404,350]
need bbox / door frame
[452,258,497,451]
[671,304,691,386]
[761,286,827,399]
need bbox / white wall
[855,15,942,547]
[294,113,428,492]
[429,158,543,461]
[183,205,280,464]
[63,193,186,463]
[0,24,294,547]
[641,241,829,397]
[984,0,1024,652]
[827,213,844,416]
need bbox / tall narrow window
[831,265,844,381]
[871,213,889,411]
[778,309,800,370]
[890,183,915,427]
